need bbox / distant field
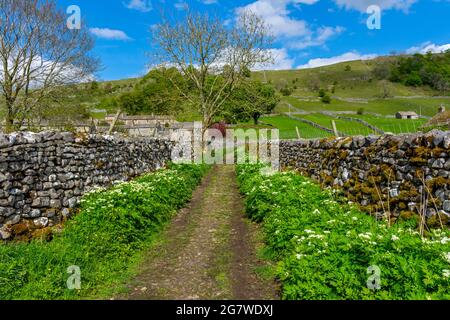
[282,96,450,117]
[294,113,376,136]
[250,113,428,139]
[350,115,428,134]
[259,115,332,139]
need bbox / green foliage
[90,81,99,92]
[344,65,352,72]
[321,94,331,104]
[0,164,209,300]
[357,107,365,115]
[385,52,450,91]
[318,88,326,98]
[223,80,279,124]
[117,68,186,115]
[280,86,294,96]
[236,164,450,300]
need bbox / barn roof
[396,111,419,116]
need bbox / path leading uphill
[120,165,278,300]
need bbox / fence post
[296,126,301,140]
[331,120,339,137]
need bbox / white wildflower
[443,252,450,264]
[391,235,400,242]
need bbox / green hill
[252,58,441,99]
[4,54,447,136]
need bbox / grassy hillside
[69,57,450,120]
[252,59,440,98]
[2,55,448,138]
[64,56,449,120]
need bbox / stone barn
[395,111,419,120]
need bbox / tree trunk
[253,113,260,125]
[4,100,15,133]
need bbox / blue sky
[56,0,450,81]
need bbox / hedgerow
[0,164,209,300]
[236,164,450,300]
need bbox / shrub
[280,87,293,96]
[404,73,423,87]
[236,164,450,300]
[321,94,331,104]
[357,108,365,115]
[318,89,326,98]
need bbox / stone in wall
[0,131,173,240]
[280,130,450,224]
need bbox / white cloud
[89,28,132,41]
[124,0,153,12]
[333,0,417,12]
[201,0,218,4]
[253,48,295,70]
[236,1,343,51]
[236,0,318,38]
[289,26,345,49]
[406,42,450,54]
[297,51,377,69]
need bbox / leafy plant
[236,164,450,300]
[0,164,209,300]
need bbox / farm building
[395,111,419,120]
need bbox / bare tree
[0,0,99,132]
[152,10,273,133]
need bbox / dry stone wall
[280,130,450,223]
[0,131,173,240]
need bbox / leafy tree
[90,81,100,92]
[118,91,145,115]
[223,80,279,125]
[321,94,331,104]
[388,51,450,92]
[280,86,293,96]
